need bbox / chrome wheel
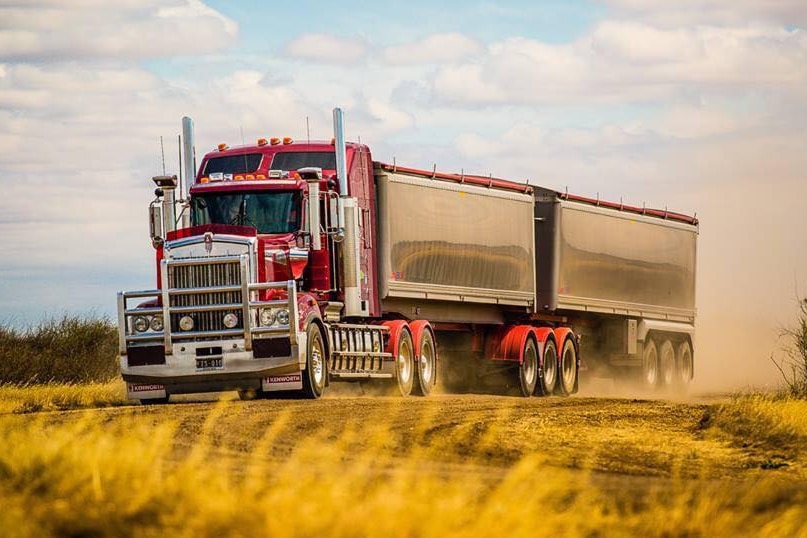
[676,340,693,386]
[302,323,327,399]
[659,340,676,388]
[558,337,578,396]
[414,328,436,396]
[537,339,557,396]
[395,328,415,396]
[642,338,659,388]
[518,337,538,397]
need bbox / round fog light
[260,308,276,326]
[179,315,194,331]
[133,316,149,333]
[223,313,239,329]
[150,315,164,332]
[276,308,290,325]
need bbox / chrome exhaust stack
[332,107,366,317]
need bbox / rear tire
[642,338,659,389]
[659,339,676,388]
[413,328,437,396]
[676,340,694,386]
[536,338,557,396]
[394,328,415,396]
[557,337,578,396]
[301,322,327,399]
[517,337,539,397]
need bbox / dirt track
[33,389,792,484]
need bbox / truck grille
[168,260,243,334]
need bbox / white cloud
[383,33,483,65]
[0,0,237,61]
[283,34,368,64]
[602,0,807,27]
[429,23,807,106]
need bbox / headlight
[260,308,276,326]
[133,316,149,333]
[150,315,164,332]
[179,315,195,331]
[276,309,290,325]
[223,313,239,329]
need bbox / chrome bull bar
[117,254,298,356]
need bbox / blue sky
[0,0,806,387]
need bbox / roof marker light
[283,137,293,145]
[270,137,280,145]
[217,143,228,151]
[234,175,244,181]
[257,138,268,146]
[245,174,255,180]
[200,176,210,183]
[256,173,266,180]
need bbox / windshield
[191,190,301,234]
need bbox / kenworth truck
[118,109,697,403]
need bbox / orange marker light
[270,137,280,145]
[200,177,210,183]
[234,175,244,181]
[283,137,293,145]
[245,174,255,180]
[217,143,228,151]
[256,174,267,180]
[257,138,268,146]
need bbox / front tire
[301,322,327,399]
[413,328,437,396]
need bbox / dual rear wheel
[517,335,577,397]
[642,336,693,391]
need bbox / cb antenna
[240,126,247,172]
[177,134,183,198]
[306,116,310,145]
[160,136,166,174]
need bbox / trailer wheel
[659,340,676,388]
[413,328,437,397]
[517,337,539,397]
[642,338,659,388]
[557,337,578,396]
[394,327,415,396]
[536,338,557,396]
[301,322,327,399]
[676,340,693,386]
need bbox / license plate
[196,357,223,370]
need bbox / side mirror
[149,203,164,249]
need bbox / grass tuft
[0,315,118,385]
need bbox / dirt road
[29,389,795,483]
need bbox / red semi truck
[117,109,697,403]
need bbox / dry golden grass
[0,380,129,414]
[1,392,806,537]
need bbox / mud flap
[127,383,166,400]
[262,373,303,392]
